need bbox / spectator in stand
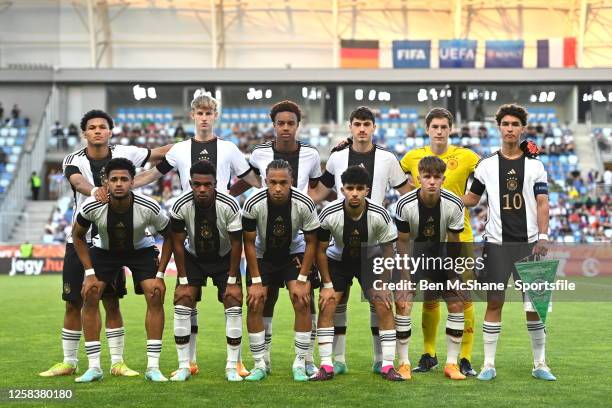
[11,104,20,119]
[477,125,488,139]
[604,168,612,194]
[0,148,7,167]
[0,102,4,122]
[30,171,41,200]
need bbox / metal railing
[0,86,58,243]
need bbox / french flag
[537,38,577,68]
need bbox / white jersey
[470,151,548,243]
[320,144,407,205]
[169,190,242,259]
[249,141,322,193]
[242,187,320,258]
[394,188,465,242]
[63,144,150,243]
[77,192,169,251]
[156,137,251,193]
[318,198,397,262]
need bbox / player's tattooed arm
[316,237,335,311]
[461,191,481,207]
[244,230,266,309]
[72,221,94,270]
[307,181,332,204]
[224,231,244,305]
[157,228,172,276]
[133,167,163,189]
[533,193,550,256]
[148,143,173,163]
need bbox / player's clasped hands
[292,280,311,309]
[247,282,267,309]
[80,274,102,300]
[223,282,242,304]
[318,286,336,311]
[173,282,191,305]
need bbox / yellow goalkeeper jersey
[399,145,480,242]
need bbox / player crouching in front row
[311,165,404,381]
[242,159,321,382]
[72,158,172,383]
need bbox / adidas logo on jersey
[427,216,434,222]
[201,149,209,155]
[507,168,517,175]
[116,222,125,228]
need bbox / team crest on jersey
[423,217,435,237]
[200,220,213,239]
[447,158,458,170]
[348,229,361,257]
[506,169,518,191]
[272,216,286,237]
[63,283,71,294]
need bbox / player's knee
[487,299,504,313]
[102,296,120,314]
[447,301,463,314]
[65,300,82,315]
[395,301,413,316]
[147,287,164,308]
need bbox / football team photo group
[38,94,557,386]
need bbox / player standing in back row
[133,91,259,377]
[243,100,322,376]
[309,106,411,375]
[462,104,555,381]
[40,110,171,378]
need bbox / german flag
[340,39,379,68]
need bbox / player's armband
[534,182,548,196]
[76,213,92,228]
[470,179,486,196]
[170,217,186,232]
[394,218,410,233]
[155,158,174,174]
[317,227,331,242]
[242,217,257,232]
[319,171,335,188]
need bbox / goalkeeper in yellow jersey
[399,108,480,376]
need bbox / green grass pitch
[1,275,611,407]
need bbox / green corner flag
[514,259,559,323]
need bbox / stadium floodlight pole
[86,0,96,68]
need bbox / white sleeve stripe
[319,202,343,222]
[83,201,106,214]
[217,193,240,213]
[244,190,267,212]
[396,193,418,218]
[171,192,194,214]
[441,191,464,211]
[292,189,316,212]
[133,196,161,215]
[368,204,391,223]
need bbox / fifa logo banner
[392,40,431,68]
[485,40,524,68]
[439,39,477,68]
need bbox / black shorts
[62,243,127,302]
[183,252,241,303]
[246,253,319,288]
[480,242,534,287]
[90,246,159,292]
[328,258,376,293]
